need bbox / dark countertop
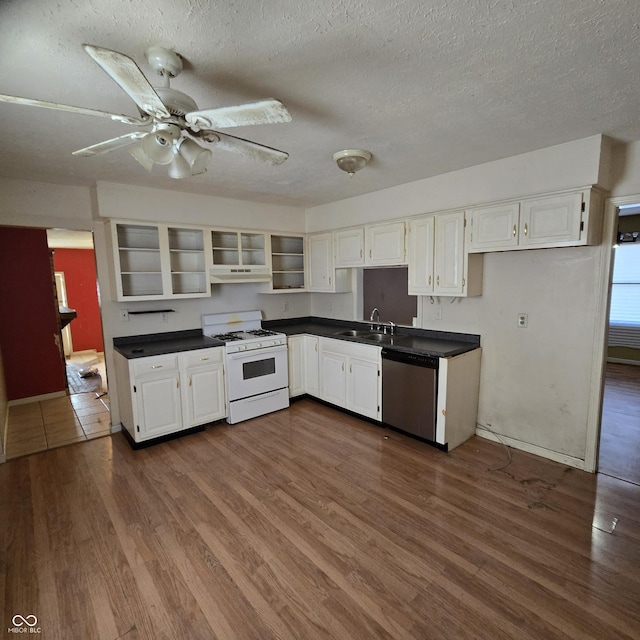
[113,329,224,359]
[264,317,480,358]
[113,318,480,360]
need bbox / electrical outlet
[283,301,289,312]
[161,311,168,323]
[517,313,528,328]
[120,309,129,322]
[435,308,442,320]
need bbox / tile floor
[4,351,111,460]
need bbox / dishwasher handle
[381,348,439,369]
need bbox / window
[609,242,640,348]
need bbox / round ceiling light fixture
[333,149,372,177]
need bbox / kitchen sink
[363,332,392,342]
[336,329,373,337]
[335,329,397,343]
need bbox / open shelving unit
[168,227,207,295]
[211,230,267,268]
[116,224,164,298]
[270,234,305,291]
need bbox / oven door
[226,345,289,402]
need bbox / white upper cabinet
[268,234,306,292]
[365,221,407,266]
[407,216,435,294]
[408,211,483,297]
[466,202,520,251]
[335,228,365,267]
[210,230,267,268]
[519,192,582,247]
[467,188,603,253]
[306,232,350,293]
[111,222,211,301]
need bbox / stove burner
[213,332,243,342]
[246,329,279,337]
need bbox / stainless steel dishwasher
[381,349,438,441]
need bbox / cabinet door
[184,364,226,427]
[335,229,365,266]
[408,216,435,295]
[519,192,583,247]
[434,211,465,295]
[319,349,347,407]
[366,221,407,266]
[467,203,520,252]
[307,233,334,292]
[347,356,380,420]
[304,335,320,396]
[134,365,182,439]
[288,335,305,397]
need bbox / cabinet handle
[151,365,163,369]
[315,343,318,352]
[524,223,528,236]
[350,364,352,373]
[360,249,363,258]
[176,379,179,388]
[428,275,432,286]
[342,363,345,371]
[188,376,192,386]
[369,249,372,259]
[436,275,440,287]
[199,357,210,361]
[512,224,517,237]
[329,276,332,285]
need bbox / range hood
[209,266,271,284]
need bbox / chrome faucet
[387,321,396,336]
[369,307,380,331]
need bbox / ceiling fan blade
[83,44,171,119]
[185,99,291,130]
[0,93,151,125]
[72,131,147,157]
[199,130,288,165]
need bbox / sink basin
[363,332,392,342]
[336,329,372,337]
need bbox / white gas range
[202,311,289,424]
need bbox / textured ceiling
[1,0,640,209]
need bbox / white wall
[306,135,610,232]
[304,135,614,466]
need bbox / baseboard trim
[475,428,586,471]
[607,357,640,366]
[110,424,122,434]
[8,390,67,406]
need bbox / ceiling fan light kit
[0,44,292,179]
[333,149,372,176]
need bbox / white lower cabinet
[288,335,306,397]
[319,337,381,420]
[115,347,226,444]
[287,334,321,398]
[181,348,226,427]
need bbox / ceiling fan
[0,44,292,179]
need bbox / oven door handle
[227,345,286,361]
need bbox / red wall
[0,227,67,400]
[53,248,104,352]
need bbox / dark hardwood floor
[600,362,640,485]
[1,399,639,639]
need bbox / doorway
[598,204,640,484]
[2,226,111,459]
